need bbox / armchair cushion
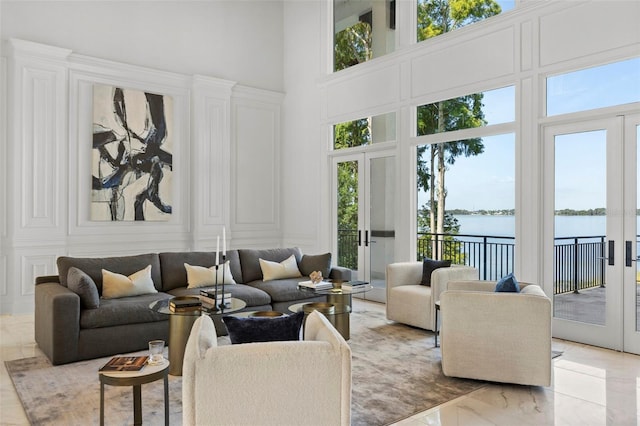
[222,311,304,344]
[420,258,451,286]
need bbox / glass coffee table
[149,297,246,375]
[293,283,372,340]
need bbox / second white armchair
[385,261,478,331]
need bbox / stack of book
[99,355,149,374]
[199,290,232,310]
[169,296,202,313]
[298,280,333,290]
[341,280,369,290]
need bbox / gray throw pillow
[298,253,332,278]
[67,267,100,309]
[222,311,304,344]
[420,258,451,286]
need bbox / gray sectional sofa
[34,247,351,365]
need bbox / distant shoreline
[449,209,640,216]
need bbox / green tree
[335,21,372,72]
[415,0,501,259]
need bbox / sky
[417,57,640,212]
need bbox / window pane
[334,0,396,72]
[417,0,508,43]
[417,86,514,136]
[333,112,396,150]
[547,57,640,116]
[416,134,515,279]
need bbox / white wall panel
[1,56,6,241]
[411,26,515,100]
[231,87,283,241]
[19,66,63,229]
[20,253,57,296]
[539,1,640,68]
[67,60,191,244]
[191,75,235,249]
[326,64,400,121]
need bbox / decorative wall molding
[1,39,283,314]
[191,75,235,249]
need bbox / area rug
[6,308,487,426]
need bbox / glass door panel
[365,155,395,302]
[553,130,607,326]
[546,118,626,351]
[623,115,640,354]
[336,159,361,279]
[333,151,396,303]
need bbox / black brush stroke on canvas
[92,87,172,221]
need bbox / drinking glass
[148,340,165,365]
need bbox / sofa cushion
[79,292,171,329]
[246,278,317,303]
[102,265,158,299]
[185,261,237,288]
[238,248,303,283]
[67,267,100,309]
[298,253,332,278]
[222,311,304,344]
[420,258,451,286]
[167,283,272,307]
[259,255,302,281]
[57,253,162,294]
[159,250,242,291]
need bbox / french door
[544,113,640,353]
[332,151,396,303]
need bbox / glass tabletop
[149,297,247,316]
[297,282,373,296]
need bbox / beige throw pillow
[259,255,302,281]
[184,262,236,288]
[101,265,157,299]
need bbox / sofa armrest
[34,281,80,365]
[329,265,352,282]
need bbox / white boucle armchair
[182,311,352,426]
[440,280,552,387]
[385,262,478,331]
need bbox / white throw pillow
[259,255,302,281]
[101,265,157,299]
[184,262,236,289]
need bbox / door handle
[626,240,634,267]
[358,230,362,247]
[364,230,369,247]
[608,240,615,266]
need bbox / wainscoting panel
[539,1,640,68]
[410,26,515,101]
[2,39,285,313]
[9,41,69,241]
[231,86,283,239]
[67,64,191,241]
[191,75,235,242]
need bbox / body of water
[453,215,639,238]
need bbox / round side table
[99,359,170,426]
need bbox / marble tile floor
[2,301,640,425]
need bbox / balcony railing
[336,229,612,295]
